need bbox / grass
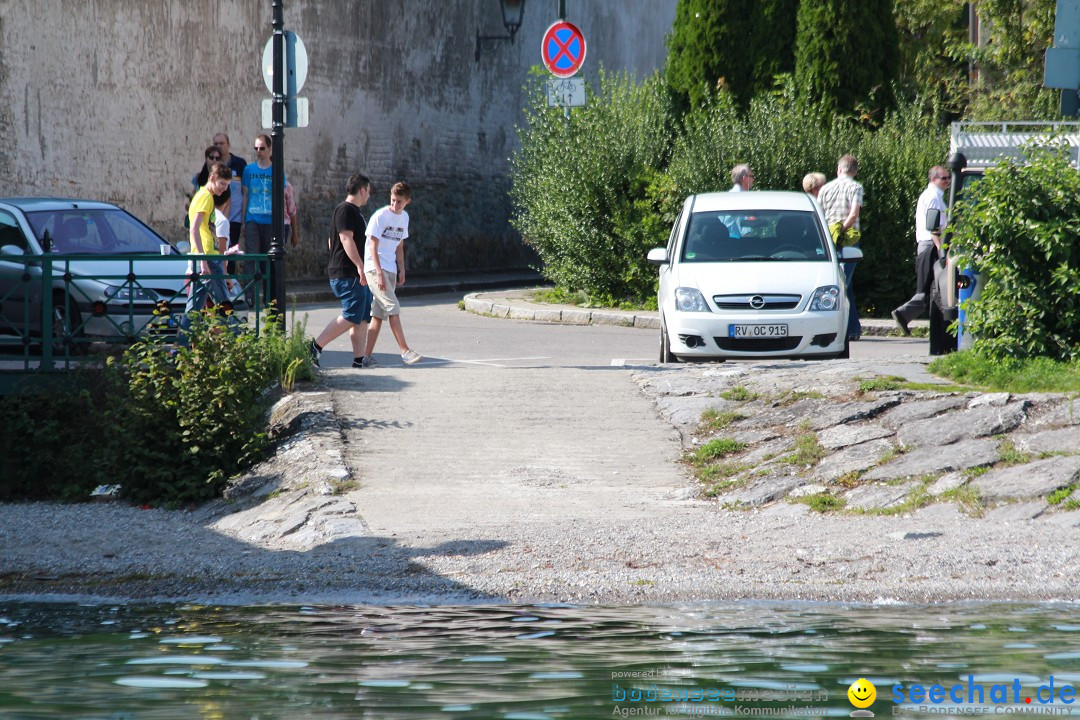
[940,485,985,517]
[689,437,747,465]
[780,432,826,468]
[699,408,747,431]
[698,462,751,483]
[858,374,974,395]
[770,389,825,405]
[996,439,1032,466]
[1048,485,1075,505]
[720,386,760,402]
[530,287,658,311]
[794,492,847,513]
[930,350,1080,393]
[329,478,359,495]
[858,375,907,393]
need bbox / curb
[463,292,661,330]
[463,291,929,337]
[289,270,546,306]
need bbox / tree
[893,0,969,120]
[666,0,798,111]
[794,0,901,121]
[959,0,1059,119]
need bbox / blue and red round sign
[541,20,586,79]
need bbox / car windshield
[681,210,828,263]
[25,208,169,255]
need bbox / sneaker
[361,355,379,368]
[309,339,321,368]
[891,310,911,337]
[401,349,422,365]
[351,358,365,369]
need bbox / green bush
[0,312,315,505]
[0,378,110,501]
[511,72,947,314]
[948,147,1080,361]
[103,312,279,505]
[510,68,675,305]
[664,83,947,314]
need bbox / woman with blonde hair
[802,172,827,197]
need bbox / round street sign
[262,31,308,95]
[541,20,586,79]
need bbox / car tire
[52,293,85,355]
[836,335,850,359]
[659,318,673,363]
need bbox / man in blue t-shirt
[240,134,284,306]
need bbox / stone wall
[0,0,675,279]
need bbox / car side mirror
[0,244,25,257]
[839,246,863,263]
[925,208,942,233]
[647,247,669,265]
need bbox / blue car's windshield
[681,210,829,263]
[25,209,170,255]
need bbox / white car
[647,191,861,362]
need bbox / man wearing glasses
[240,134,285,306]
[891,165,950,336]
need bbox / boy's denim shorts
[329,277,372,324]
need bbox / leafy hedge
[0,313,314,505]
[511,73,948,314]
[510,69,674,306]
[948,147,1080,361]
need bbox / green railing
[0,252,270,379]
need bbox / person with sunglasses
[891,165,951,337]
[240,134,285,306]
[192,145,223,192]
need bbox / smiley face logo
[848,678,877,709]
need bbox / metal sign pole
[269,0,287,329]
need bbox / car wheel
[659,318,673,363]
[52,293,85,355]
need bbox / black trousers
[894,242,938,323]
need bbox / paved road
[294,292,934,369]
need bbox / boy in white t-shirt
[212,190,239,297]
[363,181,422,365]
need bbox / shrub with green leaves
[664,82,947,314]
[948,147,1080,361]
[0,378,109,501]
[102,312,281,505]
[510,68,675,305]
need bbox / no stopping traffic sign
[541,20,586,79]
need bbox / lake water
[2,601,1080,719]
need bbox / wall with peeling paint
[0,1,675,278]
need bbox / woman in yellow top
[184,162,233,323]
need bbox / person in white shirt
[363,181,422,366]
[892,165,951,336]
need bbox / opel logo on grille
[749,295,766,309]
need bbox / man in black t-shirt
[308,174,374,369]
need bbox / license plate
[729,323,788,338]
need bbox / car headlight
[675,287,710,312]
[809,285,841,311]
[104,284,157,302]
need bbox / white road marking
[610,358,626,366]
[422,355,552,367]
